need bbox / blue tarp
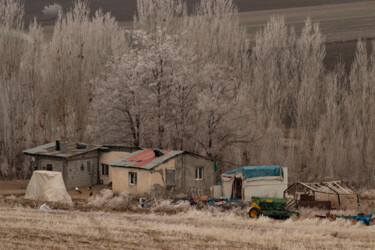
[223,166,284,180]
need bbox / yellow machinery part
[250,209,258,218]
[251,202,260,210]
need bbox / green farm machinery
[248,196,299,219]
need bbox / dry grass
[0,201,374,249]
[1,183,374,248]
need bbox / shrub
[87,189,133,210]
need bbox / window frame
[195,167,203,180]
[101,164,109,176]
[129,172,137,185]
[46,164,53,171]
[166,168,175,186]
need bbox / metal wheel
[249,207,260,218]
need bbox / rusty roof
[110,149,184,170]
[23,142,101,158]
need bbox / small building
[284,181,359,209]
[221,165,288,201]
[109,149,216,196]
[23,141,102,190]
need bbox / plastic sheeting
[25,171,72,203]
[223,166,284,181]
[221,166,287,200]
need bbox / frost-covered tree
[92,29,198,148]
[42,1,125,141]
[250,16,326,180]
[92,0,251,161]
[135,0,187,33]
[0,0,125,178]
[0,0,29,178]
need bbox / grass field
[0,203,374,249]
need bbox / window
[46,164,53,171]
[129,172,137,185]
[81,163,84,171]
[101,164,109,176]
[195,167,203,180]
[166,169,175,186]
[87,161,91,173]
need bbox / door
[233,178,242,199]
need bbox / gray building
[23,141,101,189]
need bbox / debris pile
[316,212,373,226]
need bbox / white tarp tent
[25,171,72,203]
[221,166,288,201]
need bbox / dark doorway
[233,178,242,199]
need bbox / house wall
[111,167,152,195]
[65,151,99,189]
[176,154,216,195]
[111,154,215,196]
[36,156,67,186]
[111,159,177,195]
[37,157,64,173]
[99,151,130,184]
[152,159,176,186]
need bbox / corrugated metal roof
[110,149,184,170]
[297,181,357,195]
[23,142,101,158]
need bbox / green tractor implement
[249,196,299,219]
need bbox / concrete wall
[152,159,175,186]
[176,154,216,195]
[111,167,152,194]
[65,151,99,189]
[99,151,130,184]
[112,160,176,195]
[38,157,64,173]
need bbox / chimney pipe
[153,149,164,157]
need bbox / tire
[249,207,260,219]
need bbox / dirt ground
[0,180,28,195]
[0,180,105,198]
[67,184,108,200]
